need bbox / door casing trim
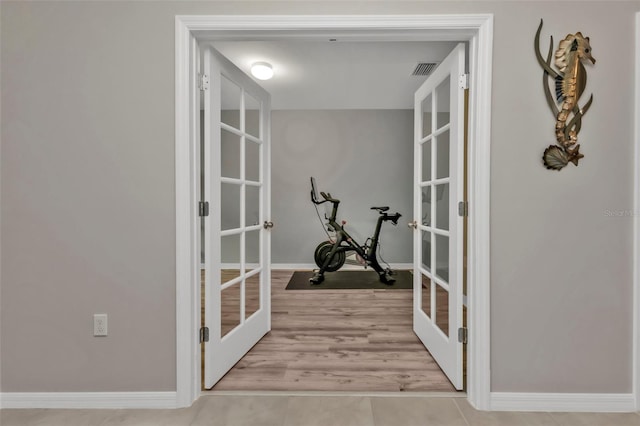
[633,11,640,413]
[175,14,493,410]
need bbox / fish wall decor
[534,20,595,170]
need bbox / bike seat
[371,206,389,212]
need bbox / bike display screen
[310,177,320,203]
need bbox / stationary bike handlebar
[310,177,400,225]
[311,177,340,205]
[383,212,402,225]
[320,191,340,204]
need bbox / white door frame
[175,14,494,410]
[634,11,640,412]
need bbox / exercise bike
[309,177,402,284]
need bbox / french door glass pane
[421,230,431,271]
[420,274,431,319]
[245,93,261,138]
[421,139,432,182]
[245,185,260,227]
[221,283,241,338]
[421,94,433,138]
[221,129,241,179]
[246,141,260,182]
[245,230,260,273]
[436,130,450,179]
[434,183,449,231]
[421,186,431,226]
[220,233,241,284]
[435,234,449,282]
[245,273,261,319]
[435,283,449,336]
[221,182,241,230]
[436,76,451,129]
[221,75,241,129]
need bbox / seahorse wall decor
[534,19,595,171]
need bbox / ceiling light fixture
[251,62,274,80]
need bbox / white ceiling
[210,40,458,110]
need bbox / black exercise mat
[285,270,413,290]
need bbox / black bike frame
[324,211,389,272]
[312,177,400,276]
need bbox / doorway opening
[175,14,493,410]
[201,39,464,393]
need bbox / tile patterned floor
[2,395,639,426]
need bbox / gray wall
[271,110,413,264]
[1,1,637,394]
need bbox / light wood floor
[5,395,640,426]
[207,270,456,392]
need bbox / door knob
[263,221,274,229]
[408,220,418,229]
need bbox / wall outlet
[93,314,108,337]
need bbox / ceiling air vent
[411,62,438,76]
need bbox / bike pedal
[309,273,325,284]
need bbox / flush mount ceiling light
[250,62,274,80]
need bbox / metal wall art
[534,20,595,170]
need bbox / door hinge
[458,201,468,217]
[199,201,210,217]
[198,73,209,91]
[458,327,468,344]
[200,326,209,343]
[459,73,469,90]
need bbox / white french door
[203,46,271,389]
[412,43,465,390]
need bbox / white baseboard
[271,263,413,270]
[0,391,178,409]
[201,263,414,271]
[490,392,637,412]
[271,263,315,270]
